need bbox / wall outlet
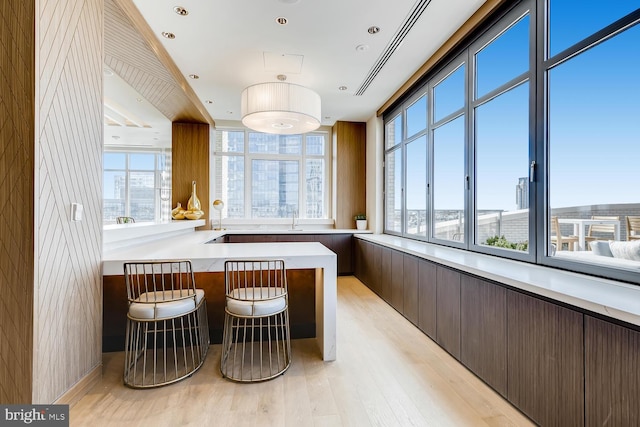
[71,203,83,221]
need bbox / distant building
[516,177,529,210]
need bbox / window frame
[212,128,331,221]
[383,0,640,285]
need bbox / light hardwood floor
[70,276,533,426]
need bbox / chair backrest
[588,215,619,237]
[551,216,563,246]
[224,260,287,303]
[116,216,135,224]
[627,216,640,239]
[123,260,197,303]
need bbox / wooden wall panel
[0,0,35,405]
[31,0,104,404]
[333,121,366,229]
[172,122,210,230]
[585,316,640,426]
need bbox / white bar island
[103,230,338,361]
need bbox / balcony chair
[220,259,291,382]
[550,216,578,251]
[123,260,209,388]
[626,216,640,241]
[116,216,135,224]
[585,215,619,247]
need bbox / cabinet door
[436,266,461,359]
[460,275,507,397]
[333,234,353,275]
[379,247,393,304]
[585,316,640,427]
[353,238,364,282]
[369,242,382,296]
[403,254,419,325]
[390,250,404,313]
[507,291,584,427]
[418,259,437,339]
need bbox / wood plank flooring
[70,276,533,426]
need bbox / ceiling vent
[355,0,432,96]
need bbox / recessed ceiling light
[173,6,188,16]
[112,135,120,140]
[162,31,175,39]
[136,98,143,103]
[324,116,331,120]
[367,26,380,34]
[275,17,288,25]
[356,44,369,52]
[205,100,213,104]
[338,86,348,91]
[103,67,113,76]
[189,74,199,79]
[277,74,287,81]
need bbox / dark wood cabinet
[436,266,461,359]
[507,291,584,427]
[380,246,393,304]
[460,275,507,397]
[403,254,419,325]
[390,250,404,313]
[225,233,353,275]
[418,259,437,339]
[585,316,640,427]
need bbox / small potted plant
[354,214,367,230]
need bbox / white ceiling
[124,0,485,128]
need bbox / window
[213,130,329,219]
[103,150,171,223]
[384,1,640,283]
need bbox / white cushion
[609,240,640,261]
[226,287,286,317]
[589,240,613,257]
[129,289,205,320]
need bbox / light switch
[71,203,83,221]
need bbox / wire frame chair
[220,260,291,382]
[123,260,209,388]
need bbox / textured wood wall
[333,121,366,229]
[172,123,210,229]
[0,0,36,405]
[33,0,104,403]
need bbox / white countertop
[103,230,337,275]
[355,234,640,327]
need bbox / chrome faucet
[291,209,298,230]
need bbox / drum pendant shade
[241,82,321,134]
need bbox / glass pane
[306,134,325,156]
[249,133,301,154]
[433,116,465,241]
[405,136,427,237]
[103,170,125,221]
[406,95,427,138]
[129,171,155,221]
[104,152,125,170]
[434,64,465,122]
[548,25,640,266]
[251,159,299,218]
[549,0,640,57]
[129,153,155,170]
[475,83,530,252]
[385,148,403,232]
[305,159,325,218]
[476,14,530,99]
[215,130,244,153]
[214,155,245,218]
[386,114,403,149]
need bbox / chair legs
[220,309,291,382]
[124,300,209,388]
